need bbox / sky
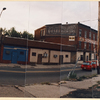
[0,1,98,35]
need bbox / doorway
[59,55,63,64]
[37,54,42,64]
[11,51,18,64]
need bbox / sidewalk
[0,63,81,69]
[0,75,100,97]
[16,75,100,98]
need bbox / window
[84,42,86,49]
[43,30,45,36]
[80,55,83,60]
[89,43,91,49]
[84,31,87,38]
[40,30,42,36]
[79,29,82,37]
[65,55,68,58]
[93,44,95,48]
[93,34,95,40]
[5,50,10,55]
[32,52,36,56]
[20,51,24,55]
[89,32,91,39]
[48,30,50,33]
[41,29,45,36]
[79,41,81,49]
[54,55,57,58]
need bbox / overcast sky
[0,1,98,35]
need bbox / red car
[92,60,97,69]
[81,61,93,71]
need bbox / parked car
[81,61,93,71]
[92,60,97,69]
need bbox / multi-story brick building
[34,22,98,63]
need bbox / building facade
[0,34,76,65]
[34,22,98,63]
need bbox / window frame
[32,52,36,56]
[89,32,91,39]
[79,29,82,37]
[84,31,87,38]
[20,51,24,55]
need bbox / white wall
[76,52,83,64]
[50,50,71,63]
[30,48,49,63]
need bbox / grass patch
[92,74,97,77]
[69,72,77,79]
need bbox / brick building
[34,22,98,63]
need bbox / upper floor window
[79,29,82,37]
[84,31,87,38]
[89,32,91,39]
[93,44,95,48]
[41,29,45,36]
[93,34,95,40]
[84,42,86,49]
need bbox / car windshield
[83,62,89,65]
[92,62,96,64]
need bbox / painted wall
[50,50,71,63]
[2,45,28,64]
[76,52,83,64]
[30,48,49,63]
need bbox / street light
[0,7,6,17]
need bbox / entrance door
[37,54,42,64]
[87,56,88,61]
[59,55,63,64]
[11,51,18,63]
[83,52,85,62]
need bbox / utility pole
[97,1,100,74]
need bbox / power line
[79,19,98,23]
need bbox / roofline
[4,36,75,47]
[78,22,97,32]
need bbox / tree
[1,27,34,40]
[9,27,21,37]
[22,31,34,40]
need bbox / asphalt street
[0,67,97,85]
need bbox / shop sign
[69,36,75,41]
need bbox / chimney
[66,22,68,25]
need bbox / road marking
[0,70,25,73]
[0,68,81,73]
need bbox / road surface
[0,66,97,85]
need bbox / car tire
[93,68,95,70]
[82,68,84,70]
[90,69,92,71]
